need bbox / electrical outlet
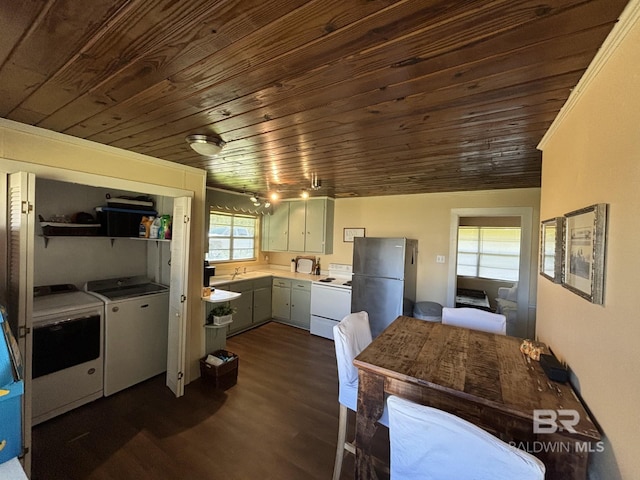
[436,255,445,264]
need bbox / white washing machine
[32,284,104,425]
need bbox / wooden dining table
[353,316,601,480]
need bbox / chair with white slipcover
[387,396,545,480]
[332,311,388,480]
[442,307,507,335]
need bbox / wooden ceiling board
[0,0,630,198]
[70,0,588,146]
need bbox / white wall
[537,2,640,478]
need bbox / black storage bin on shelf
[199,350,238,390]
[95,206,157,237]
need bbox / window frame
[456,226,521,282]
[206,211,258,263]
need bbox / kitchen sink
[209,271,270,285]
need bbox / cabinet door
[228,281,253,334]
[272,281,291,320]
[253,286,272,325]
[288,201,306,252]
[268,203,289,251]
[261,214,270,251]
[304,198,326,253]
[290,282,311,329]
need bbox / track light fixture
[247,192,273,208]
[310,172,321,191]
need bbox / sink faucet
[232,267,240,280]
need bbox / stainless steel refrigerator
[351,237,418,338]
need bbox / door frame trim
[447,207,533,337]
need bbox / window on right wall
[457,226,521,282]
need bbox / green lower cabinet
[227,281,254,335]
[290,282,311,329]
[272,278,292,321]
[212,277,273,336]
[253,279,273,326]
[272,278,310,330]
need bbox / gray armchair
[495,283,517,328]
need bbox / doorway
[447,207,534,338]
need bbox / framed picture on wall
[562,204,608,304]
[540,217,564,283]
[343,227,365,242]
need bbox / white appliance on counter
[32,284,104,425]
[85,276,169,396]
[310,263,352,340]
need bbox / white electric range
[310,263,352,340]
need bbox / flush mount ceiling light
[185,134,226,156]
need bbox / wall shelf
[38,235,171,248]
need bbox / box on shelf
[199,350,238,390]
[95,206,158,237]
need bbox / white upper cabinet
[267,202,290,252]
[287,201,307,252]
[264,198,334,254]
[302,198,334,254]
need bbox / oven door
[311,284,352,340]
[311,283,352,320]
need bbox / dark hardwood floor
[31,322,389,480]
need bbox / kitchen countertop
[202,289,242,303]
[208,267,325,286]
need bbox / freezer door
[351,275,404,338]
[353,237,407,279]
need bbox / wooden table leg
[355,370,385,480]
[536,433,590,480]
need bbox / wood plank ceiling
[0,0,629,199]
